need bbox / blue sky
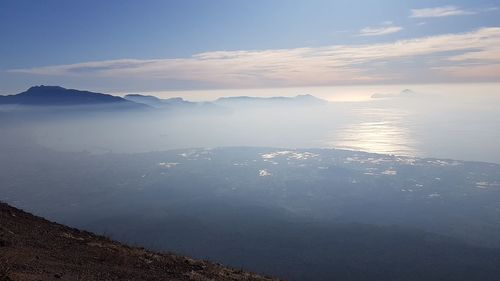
[1,0,500,93]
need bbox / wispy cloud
[480,7,499,12]
[9,27,500,86]
[358,24,403,36]
[410,6,475,18]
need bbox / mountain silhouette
[215,94,328,106]
[0,86,146,108]
[125,94,193,108]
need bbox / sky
[1,0,500,94]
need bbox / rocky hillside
[0,202,277,281]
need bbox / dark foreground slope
[0,202,276,281]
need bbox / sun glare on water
[329,108,421,156]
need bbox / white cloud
[9,27,500,86]
[358,25,403,36]
[358,21,403,37]
[410,6,475,18]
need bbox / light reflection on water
[328,108,421,157]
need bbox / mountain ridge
[0,86,147,108]
[214,94,328,105]
[124,94,193,108]
[0,86,328,110]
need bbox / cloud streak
[410,6,476,18]
[358,25,403,36]
[9,27,500,87]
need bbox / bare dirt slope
[0,202,277,281]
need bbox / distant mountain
[371,89,417,99]
[0,86,147,109]
[124,94,229,115]
[0,201,276,281]
[215,94,328,106]
[399,89,416,97]
[125,93,329,112]
[0,87,326,114]
[124,94,165,107]
[125,94,193,108]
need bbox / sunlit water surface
[328,108,421,156]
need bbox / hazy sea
[34,83,500,164]
[133,83,500,163]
